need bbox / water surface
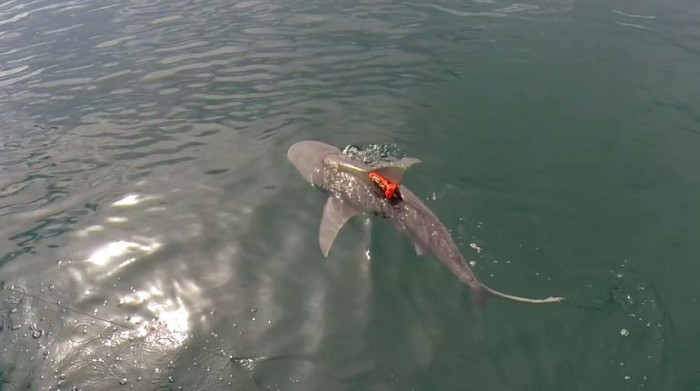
[1,0,699,389]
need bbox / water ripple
[0,0,688,389]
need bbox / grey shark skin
[287,140,564,306]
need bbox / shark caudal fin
[473,282,564,308]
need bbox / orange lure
[368,171,400,201]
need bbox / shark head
[287,141,342,186]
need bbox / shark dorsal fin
[319,197,359,257]
[371,157,421,184]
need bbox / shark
[287,140,564,306]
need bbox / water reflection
[0,185,222,388]
[84,239,160,267]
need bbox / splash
[341,142,408,168]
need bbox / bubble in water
[469,243,483,253]
[58,259,72,268]
[32,330,43,339]
[11,324,20,331]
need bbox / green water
[0,0,699,389]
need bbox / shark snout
[287,140,341,185]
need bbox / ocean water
[1,0,699,389]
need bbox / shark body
[287,140,563,306]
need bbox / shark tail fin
[473,282,564,308]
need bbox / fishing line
[217,350,306,389]
[2,285,134,330]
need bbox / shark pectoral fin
[372,157,422,183]
[414,241,427,256]
[319,197,359,257]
